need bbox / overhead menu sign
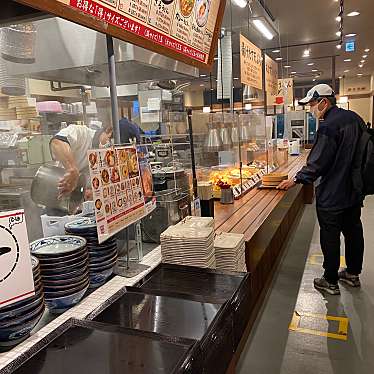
[0,210,35,308]
[276,78,293,105]
[240,34,263,90]
[265,54,278,98]
[15,0,226,68]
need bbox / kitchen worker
[119,116,142,144]
[277,84,365,295]
[50,123,113,199]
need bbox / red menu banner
[15,0,226,68]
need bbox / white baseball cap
[299,84,335,105]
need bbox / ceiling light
[339,76,343,79]
[200,84,205,87]
[347,11,360,17]
[360,60,365,63]
[345,33,356,37]
[284,65,291,68]
[275,57,282,61]
[233,77,239,80]
[272,49,280,53]
[363,55,368,58]
[200,74,207,77]
[357,73,363,76]
[336,31,342,37]
[336,44,342,49]
[232,0,247,8]
[307,63,314,66]
[344,70,350,73]
[313,79,316,82]
[303,49,310,57]
[364,48,370,53]
[359,64,363,68]
[312,69,318,72]
[214,57,218,61]
[336,16,341,22]
[291,71,297,74]
[252,19,275,40]
[344,59,352,62]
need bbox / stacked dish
[160,225,216,269]
[30,236,89,314]
[214,232,246,273]
[261,173,288,188]
[65,217,118,289]
[0,256,45,349]
[175,216,215,228]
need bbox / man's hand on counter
[58,167,80,199]
[277,178,296,191]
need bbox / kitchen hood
[5,17,199,86]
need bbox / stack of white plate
[160,225,215,269]
[175,216,215,229]
[214,232,246,272]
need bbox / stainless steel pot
[31,165,85,214]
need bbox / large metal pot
[31,165,85,215]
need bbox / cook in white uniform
[50,124,113,198]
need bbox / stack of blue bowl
[30,236,89,314]
[65,217,118,289]
[0,256,45,350]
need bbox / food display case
[192,111,284,199]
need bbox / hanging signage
[240,34,263,90]
[345,40,355,52]
[265,54,278,105]
[276,78,293,105]
[15,0,226,68]
[88,146,147,243]
[0,210,35,308]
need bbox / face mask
[310,99,328,119]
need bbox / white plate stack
[175,216,215,228]
[160,225,215,269]
[214,232,246,272]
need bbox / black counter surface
[12,322,198,374]
[94,291,221,341]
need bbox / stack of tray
[261,172,288,189]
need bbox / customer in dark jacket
[278,84,366,295]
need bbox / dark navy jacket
[295,106,365,210]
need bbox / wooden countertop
[214,152,309,241]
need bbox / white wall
[349,97,372,123]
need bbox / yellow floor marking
[289,311,349,341]
[308,254,346,268]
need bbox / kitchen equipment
[220,123,233,151]
[30,236,89,314]
[0,24,37,64]
[231,124,240,145]
[31,165,85,215]
[0,256,44,350]
[154,144,174,165]
[65,217,118,289]
[142,189,190,243]
[240,123,251,142]
[220,187,234,204]
[152,166,191,194]
[0,57,26,96]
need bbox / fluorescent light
[339,76,343,79]
[307,63,314,66]
[284,65,291,68]
[200,84,205,87]
[359,64,363,68]
[275,57,282,61]
[233,0,247,8]
[344,70,350,73]
[203,106,211,113]
[364,48,370,52]
[336,44,342,49]
[346,33,356,37]
[245,103,252,110]
[291,71,297,74]
[336,16,341,22]
[347,11,360,17]
[336,31,342,37]
[272,49,280,53]
[200,74,207,77]
[253,19,275,40]
[363,55,368,58]
[357,73,363,76]
[344,59,352,62]
[303,49,310,57]
[360,60,365,63]
[233,77,239,80]
[313,79,316,82]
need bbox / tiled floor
[237,196,374,374]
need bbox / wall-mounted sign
[345,40,355,52]
[15,0,226,68]
[240,34,263,90]
[0,210,35,308]
[276,78,294,105]
[265,54,278,105]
